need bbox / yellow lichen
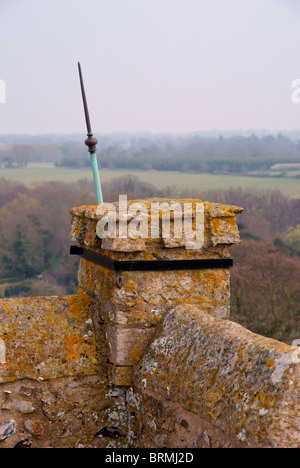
[266,358,275,369]
[67,336,98,363]
[68,293,91,325]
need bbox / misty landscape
[0,131,299,345]
[0,0,299,450]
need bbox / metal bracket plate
[70,245,233,272]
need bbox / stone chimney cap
[70,198,244,221]
[69,198,243,255]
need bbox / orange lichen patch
[84,219,100,247]
[68,293,91,325]
[210,216,236,233]
[267,359,275,369]
[67,336,98,363]
[209,216,241,247]
[204,201,244,217]
[0,295,100,383]
[70,205,98,219]
[127,309,149,327]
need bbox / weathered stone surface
[6,197,299,448]
[209,216,241,246]
[77,258,232,386]
[108,365,133,387]
[136,305,300,448]
[69,199,243,257]
[2,397,35,414]
[126,387,244,448]
[0,420,16,441]
[72,199,243,389]
[107,327,155,367]
[101,238,146,252]
[0,376,127,448]
[24,420,44,439]
[0,294,100,383]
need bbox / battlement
[0,199,298,448]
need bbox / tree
[231,240,300,344]
[283,224,300,254]
[11,144,37,167]
[0,194,45,279]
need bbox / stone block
[107,327,155,367]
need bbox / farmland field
[1,164,300,198]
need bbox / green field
[1,164,300,198]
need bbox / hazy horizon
[1,0,300,135]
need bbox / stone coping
[69,199,244,255]
[136,305,300,448]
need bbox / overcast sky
[0,0,300,135]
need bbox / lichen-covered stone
[72,199,243,387]
[69,199,243,257]
[136,305,300,448]
[108,365,133,387]
[1,197,299,448]
[126,386,244,448]
[107,326,155,367]
[0,294,100,383]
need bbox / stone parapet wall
[0,294,122,448]
[0,294,130,448]
[0,199,298,448]
[0,376,115,448]
[130,305,300,448]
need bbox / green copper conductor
[78,62,103,205]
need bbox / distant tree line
[95,155,300,174]
[1,133,300,173]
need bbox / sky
[0,0,300,135]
